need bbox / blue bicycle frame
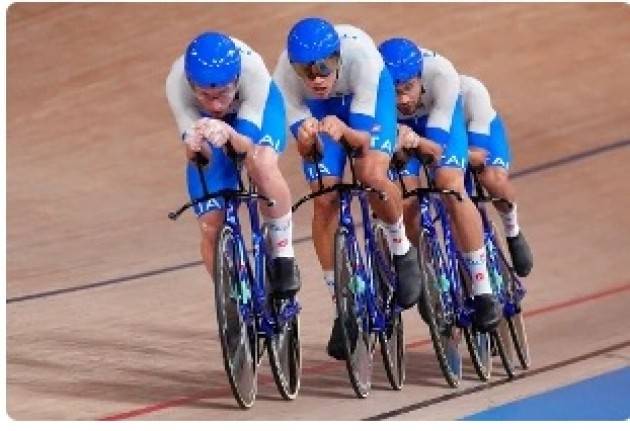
[291,141,398,336]
[395,156,475,329]
[464,168,527,318]
[169,153,300,339]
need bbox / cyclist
[460,74,533,277]
[273,18,422,360]
[378,37,509,331]
[165,31,300,298]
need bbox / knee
[314,193,338,216]
[434,169,465,193]
[481,168,509,188]
[356,152,390,187]
[248,148,280,183]
[358,165,387,189]
[402,199,417,220]
[199,216,222,244]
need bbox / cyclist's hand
[468,148,488,169]
[319,115,347,142]
[396,124,421,152]
[196,118,232,148]
[183,124,205,152]
[392,148,410,169]
[417,137,443,166]
[297,117,319,159]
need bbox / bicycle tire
[213,225,258,408]
[373,222,405,390]
[417,231,462,388]
[334,227,374,399]
[491,328,515,379]
[459,266,493,381]
[497,239,532,369]
[268,309,301,400]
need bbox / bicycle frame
[169,152,300,340]
[337,175,394,334]
[395,157,474,329]
[465,168,527,318]
[291,137,397,335]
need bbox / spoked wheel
[379,312,405,390]
[496,242,532,370]
[463,326,492,381]
[267,304,301,400]
[373,222,405,390]
[458,264,494,382]
[490,328,515,379]
[417,231,462,388]
[261,224,302,400]
[507,313,531,369]
[334,227,374,398]
[214,225,258,408]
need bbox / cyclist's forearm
[342,126,371,152]
[227,128,254,154]
[185,142,212,163]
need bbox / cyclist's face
[292,55,340,99]
[302,73,337,99]
[192,81,238,118]
[395,78,422,115]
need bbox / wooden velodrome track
[6,3,630,421]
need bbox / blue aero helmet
[378,37,423,85]
[287,17,340,64]
[184,31,241,88]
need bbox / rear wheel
[334,227,374,398]
[507,313,531,369]
[267,307,301,400]
[491,328,515,379]
[214,225,257,408]
[373,222,405,390]
[459,266,492,381]
[463,326,492,381]
[262,224,302,400]
[379,312,405,390]
[497,243,532,370]
[417,231,462,388]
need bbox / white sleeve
[272,52,311,131]
[165,56,200,138]
[463,77,496,135]
[348,51,380,119]
[236,50,271,130]
[426,57,461,132]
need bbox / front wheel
[214,225,258,408]
[417,231,462,388]
[334,227,374,398]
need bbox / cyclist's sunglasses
[291,53,341,81]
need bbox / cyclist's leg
[186,150,236,278]
[434,99,499,331]
[198,211,226,278]
[303,132,347,359]
[355,69,421,309]
[302,133,346,300]
[473,114,533,277]
[240,82,300,296]
[392,158,422,247]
